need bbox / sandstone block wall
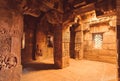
[83,20,117,63]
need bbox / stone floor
[21,59,117,81]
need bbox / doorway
[21,15,55,74]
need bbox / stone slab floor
[21,59,117,81]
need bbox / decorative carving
[11,29,21,37]
[0,21,10,37]
[0,37,11,53]
[5,55,17,69]
[0,55,5,70]
[0,28,8,36]
[0,54,17,70]
[46,10,63,24]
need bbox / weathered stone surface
[102,44,116,50]
[90,23,109,33]
[103,35,116,44]
[84,32,92,41]
[0,1,23,81]
[54,24,69,68]
[83,14,117,63]
[36,26,53,60]
[46,10,63,24]
[0,0,118,80]
[54,25,62,68]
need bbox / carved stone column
[0,1,23,81]
[54,24,69,68]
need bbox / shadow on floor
[22,62,58,74]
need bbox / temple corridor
[0,0,120,81]
[21,59,117,81]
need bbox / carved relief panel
[0,37,11,53]
[0,54,17,70]
[0,36,18,71]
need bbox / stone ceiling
[17,0,98,16]
[14,0,116,25]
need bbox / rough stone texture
[54,25,62,68]
[22,15,70,68]
[54,24,69,68]
[83,17,117,63]
[62,27,70,67]
[72,11,117,63]
[0,0,118,80]
[74,30,84,60]
[36,23,54,61]
[0,0,23,81]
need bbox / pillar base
[0,65,22,81]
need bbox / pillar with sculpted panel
[0,0,23,81]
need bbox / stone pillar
[62,27,70,68]
[74,26,84,60]
[0,1,23,81]
[79,25,84,60]
[70,27,76,58]
[54,24,69,68]
[75,31,84,60]
[117,0,120,80]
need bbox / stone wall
[74,11,117,63]
[36,24,54,61]
[83,17,117,63]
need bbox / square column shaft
[54,24,69,69]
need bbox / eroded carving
[46,10,63,24]
[0,21,10,37]
[0,55,5,70]
[0,37,11,53]
[11,30,21,37]
[0,54,17,70]
[0,28,8,36]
